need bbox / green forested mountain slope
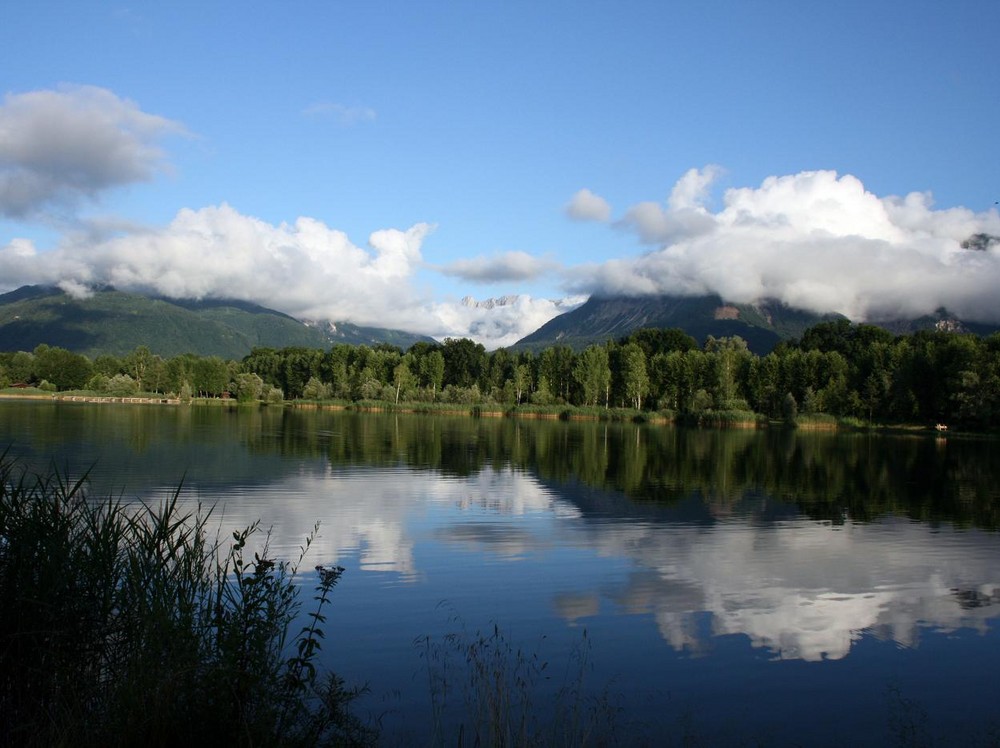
[0,286,433,358]
[512,295,840,354]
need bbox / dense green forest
[3,319,1000,430]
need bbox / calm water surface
[2,401,999,746]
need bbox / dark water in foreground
[2,401,999,746]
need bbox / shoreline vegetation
[2,319,998,433]
[0,388,956,435]
[0,454,373,747]
[0,389,957,436]
[0,387,964,439]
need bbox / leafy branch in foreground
[0,455,373,747]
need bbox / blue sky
[2,1,999,347]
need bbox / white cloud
[431,294,586,349]
[0,85,185,218]
[439,250,559,283]
[9,111,1000,349]
[166,464,570,576]
[582,169,1000,323]
[667,164,722,211]
[0,205,433,323]
[580,515,999,662]
[302,101,377,126]
[0,205,579,349]
[565,188,611,222]
[0,238,51,287]
[617,166,719,244]
[57,279,93,299]
[193,462,1000,665]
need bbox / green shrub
[107,373,139,396]
[234,372,265,403]
[302,376,333,401]
[86,373,110,392]
[0,457,372,747]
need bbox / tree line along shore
[2,319,999,431]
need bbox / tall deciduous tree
[704,336,751,410]
[192,356,228,397]
[512,363,532,404]
[442,338,485,389]
[620,343,648,410]
[323,344,352,399]
[539,345,575,403]
[33,345,93,391]
[393,357,414,404]
[124,346,153,392]
[242,348,282,389]
[574,344,611,407]
[5,351,34,384]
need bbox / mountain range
[0,286,434,359]
[509,295,1000,354]
[0,285,996,359]
[510,295,838,354]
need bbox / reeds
[0,454,372,747]
[416,616,628,747]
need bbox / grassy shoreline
[0,388,972,436]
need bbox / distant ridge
[511,294,840,354]
[0,286,434,359]
[510,294,1000,354]
[864,310,1000,338]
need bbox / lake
[2,400,999,746]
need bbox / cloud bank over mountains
[0,202,576,348]
[2,86,1000,348]
[577,167,1000,324]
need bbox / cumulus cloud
[577,168,1000,323]
[0,85,185,218]
[1,205,431,322]
[565,188,611,222]
[0,205,578,348]
[439,250,559,283]
[618,166,720,244]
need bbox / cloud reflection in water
[179,464,1000,663]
